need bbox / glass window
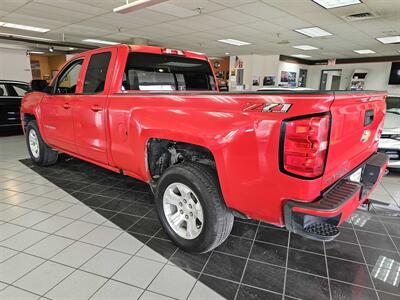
[55,59,83,94]
[0,84,8,96]
[10,84,29,96]
[123,53,216,91]
[83,52,112,94]
[386,96,400,115]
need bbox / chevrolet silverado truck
[21,45,388,253]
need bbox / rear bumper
[284,152,388,241]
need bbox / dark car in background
[0,80,29,132]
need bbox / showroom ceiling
[0,0,399,59]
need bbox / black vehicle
[0,80,29,131]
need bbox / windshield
[122,53,216,92]
[386,96,400,115]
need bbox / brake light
[162,48,184,55]
[281,114,330,178]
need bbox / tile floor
[0,134,399,300]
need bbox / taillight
[280,114,330,179]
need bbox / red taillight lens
[281,114,330,178]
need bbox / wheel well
[23,114,36,130]
[147,138,216,179]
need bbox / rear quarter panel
[107,92,334,225]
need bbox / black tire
[155,162,233,253]
[26,120,58,166]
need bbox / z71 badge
[243,103,292,113]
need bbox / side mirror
[30,79,48,92]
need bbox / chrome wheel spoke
[186,218,200,238]
[170,211,184,227]
[164,189,181,206]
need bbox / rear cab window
[122,52,216,92]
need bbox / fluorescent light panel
[312,0,361,9]
[218,39,251,46]
[83,39,119,45]
[291,54,312,58]
[113,0,168,13]
[376,36,400,44]
[149,3,198,17]
[0,22,49,32]
[292,45,319,50]
[295,27,333,38]
[28,51,45,54]
[0,32,54,41]
[353,49,375,54]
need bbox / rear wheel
[155,163,233,253]
[26,120,58,166]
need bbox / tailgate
[322,92,386,189]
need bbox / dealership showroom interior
[1,0,400,299]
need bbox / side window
[55,60,83,94]
[83,52,111,94]
[0,84,9,96]
[10,84,29,96]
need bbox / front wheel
[155,163,233,253]
[26,120,58,166]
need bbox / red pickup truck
[21,44,388,253]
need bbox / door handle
[63,103,71,109]
[90,105,103,112]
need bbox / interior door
[40,58,84,153]
[73,48,116,164]
[320,69,342,91]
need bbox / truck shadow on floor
[20,157,400,300]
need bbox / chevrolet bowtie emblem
[361,129,371,143]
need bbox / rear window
[122,53,216,91]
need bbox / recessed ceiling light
[0,32,54,41]
[0,22,49,33]
[218,39,251,46]
[292,45,319,50]
[312,0,361,9]
[225,52,230,55]
[149,3,198,17]
[291,54,312,58]
[376,36,400,44]
[83,39,119,45]
[295,27,333,38]
[113,0,168,13]
[190,51,206,55]
[353,49,375,54]
[27,51,45,54]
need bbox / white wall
[0,48,32,82]
[229,55,400,94]
[305,61,400,94]
[277,60,309,87]
[229,54,307,91]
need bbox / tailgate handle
[364,109,374,126]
